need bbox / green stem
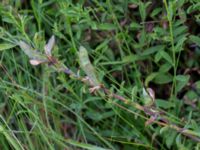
[163,0,177,99]
[66,17,77,53]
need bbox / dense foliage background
[0,0,200,149]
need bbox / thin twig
[49,60,200,142]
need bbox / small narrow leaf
[175,75,190,92]
[44,35,55,56]
[18,41,34,58]
[156,99,175,109]
[19,41,33,58]
[168,2,174,21]
[189,35,200,47]
[159,63,172,73]
[0,43,16,51]
[173,26,187,37]
[18,41,45,60]
[97,23,117,30]
[160,51,173,65]
[142,45,165,56]
[78,46,99,86]
[130,22,141,30]
[175,36,186,52]
[154,52,162,62]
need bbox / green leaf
[160,126,177,149]
[187,2,200,14]
[66,139,108,150]
[168,2,174,21]
[153,73,173,84]
[166,130,177,149]
[159,63,172,73]
[122,54,146,63]
[178,8,187,22]
[130,22,141,30]
[142,45,165,56]
[139,2,151,21]
[160,126,169,135]
[97,23,117,31]
[145,72,158,86]
[175,75,190,92]
[175,36,186,52]
[0,125,24,150]
[189,35,200,47]
[85,110,115,121]
[139,2,146,21]
[0,43,16,51]
[160,51,173,65]
[95,39,110,51]
[156,99,175,109]
[154,51,162,63]
[150,8,162,18]
[85,111,102,121]
[195,80,200,89]
[176,135,188,150]
[175,75,190,82]
[173,26,187,37]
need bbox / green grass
[0,0,200,149]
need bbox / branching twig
[51,60,200,142]
[18,37,200,142]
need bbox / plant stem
[163,0,177,99]
[49,59,200,142]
